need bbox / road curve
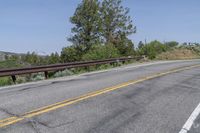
[0,60,200,133]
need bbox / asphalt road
[0,60,200,133]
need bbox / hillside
[156,48,200,60]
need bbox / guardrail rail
[0,57,143,83]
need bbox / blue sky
[0,0,199,54]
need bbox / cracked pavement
[0,60,200,133]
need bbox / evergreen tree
[100,0,136,55]
[48,52,60,64]
[69,0,102,54]
[138,41,144,49]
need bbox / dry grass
[157,48,200,60]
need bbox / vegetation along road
[0,60,199,133]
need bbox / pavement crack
[30,118,74,129]
[29,120,42,133]
[0,107,21,118]
[37,120,75,128]
[18,83,52,92]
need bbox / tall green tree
[100,0,136,55]
[69,0,102,54]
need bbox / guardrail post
[11,75,16,84]
[44,71,48,79]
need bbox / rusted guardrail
[0,57,142,83]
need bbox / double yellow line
[0,64,200,128]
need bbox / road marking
[179,103,200,133]
[0,64,200,128]
[1,60,198,91]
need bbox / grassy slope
[0,60,25,86]
[157,48,200,60]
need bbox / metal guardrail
[0,57,143,83]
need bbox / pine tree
[100,0,136,55]
[69,0,102,54]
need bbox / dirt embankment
[157,48,200,60]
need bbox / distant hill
[0,51,50,69]
[0,51,25,61]
[0,51,48,61]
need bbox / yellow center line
[0,117,17,123]
[0,64,200,128]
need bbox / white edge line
[179,103,200,133]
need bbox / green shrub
[0,60,23,69]
[0,77,13,86]
[165,41,179,48]
[16,76,27,84]
[82,44,120,61]
[53,69,74,78]
[97,64,112,70]
[139,40,168,59]
[60,46,81,63]
[30,73,45,81]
